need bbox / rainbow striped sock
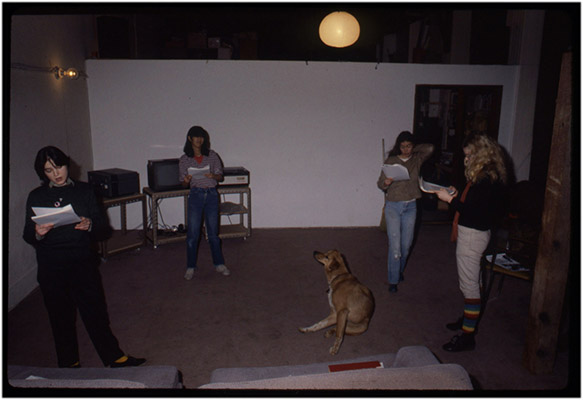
[462,298,481,334]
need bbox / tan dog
[299,250,375,355]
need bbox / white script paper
[188,165,210,179]
[381,164,410,181]
[418,177,456,195]
[32,204,82,227]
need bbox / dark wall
[470,9,510,65]
[97,16,131,58]
[529,9,576,197]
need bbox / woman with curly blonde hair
[463,133,507,185]
[436,133,507,352]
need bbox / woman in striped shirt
[179,126,230,280]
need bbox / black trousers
[37,254,124,367]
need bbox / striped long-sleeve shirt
[179,150,223,189]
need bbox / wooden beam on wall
[523,51,572,374]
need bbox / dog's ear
[326,258,340,272]
[326,251,350,273]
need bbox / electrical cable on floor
[156,200,172,231]
[220,193,234,224]
[146,198,154,231]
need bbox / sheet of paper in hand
[32,204,82,227]
[188,165,210,179]
[381,164,410,181]
[419,177,456,195]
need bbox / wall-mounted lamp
[11,63,86,80]
[54,67,79,80]
[319,11,360,48]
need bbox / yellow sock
[114,355,128,364]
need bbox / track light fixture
[54,67,79,80]
[10,63,85,80]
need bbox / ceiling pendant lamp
[319,11,360,48]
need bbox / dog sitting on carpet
[299,250,375,355]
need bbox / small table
[481,251,533,305]
[143,185,251,248]
[99,193,147,258]
[142,187,190,248]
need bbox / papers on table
[485,253,530,272]
[31,204,82,227]
[419,177,456,195]
[188,165,210,179]
[381,164,410,181]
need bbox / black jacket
[450,177,506,231]
[23,181,109,264]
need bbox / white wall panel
[87,60,519,228]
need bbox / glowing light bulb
[55,67,80,80]
[319,12,360,48]
[63,68,79,79]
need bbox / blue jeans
[385,200,417,284]
[186,187,225,270]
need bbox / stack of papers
[485,253,529,272]
[31,204,81,227]
[188,165,210,179]
[381,164,410,181]
[418,177,456,195]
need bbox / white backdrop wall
[86,60,519,229]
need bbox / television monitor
[147,159,183,192]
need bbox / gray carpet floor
[6,224,574,393]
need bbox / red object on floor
[328,361,383,373]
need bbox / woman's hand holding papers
[35,223,54,237]
[436,187,458,203]
[75,216,92,231]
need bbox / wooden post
[523,52,572,374]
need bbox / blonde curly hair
[463,133,507,184]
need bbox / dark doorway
[413,84,503,221]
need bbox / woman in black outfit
[436,133,507,352]
[23,146,145,368]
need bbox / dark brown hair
[183,126,210,157]
[34,146,70,184]
[388,131,415,156]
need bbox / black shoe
[443,333,475,352]
[399,273,405,282]
[388,284,398,293]
[446,316,464,331]
[110,355,147,368]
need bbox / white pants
[456,225,490,299]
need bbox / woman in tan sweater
[377,131,433,293]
